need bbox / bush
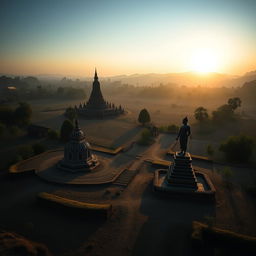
[167,124,179,133]
[48,129,59,140]
[32,143,46,155]
[219,135,254,163]
[158,124,179,133]
[60,120,74,142]
[138,128,153,145]
[17,145,34,160]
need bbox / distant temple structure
[57,120,99,172]
[75,69,125,118]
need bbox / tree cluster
[194,97,242,124]
[0,102,32,127]
[219,135,254,163]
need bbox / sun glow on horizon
[190,48,219,73]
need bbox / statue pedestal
[167,152,198,190]
[153,151,216,201]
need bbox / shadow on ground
[132,182,216,256]
[0,175,106,255]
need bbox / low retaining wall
[37,192,112,218]
[191,221,256,254]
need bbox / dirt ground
[1,134,256,256]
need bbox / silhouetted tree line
[0,76,87,103]
[0,102,32,127]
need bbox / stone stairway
[167,152,198,189]
[113,169,138,186]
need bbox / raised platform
[9,149,126,185]
[153,152,215,201]
[77,107,124,119]
[153,169,215,201]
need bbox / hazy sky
[1,0,255,76]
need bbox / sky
[0,0,255,76]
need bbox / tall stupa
[75,69,125,118]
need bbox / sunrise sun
[190,48,219,73]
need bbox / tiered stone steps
[167,152,198,189]
[113,169,138,186]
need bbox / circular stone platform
[30,150,124,185]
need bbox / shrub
[167,124,179,133]
[60,119,74,142]
[158,124,179,133]
[32,143,46,155]
[219,135,254,163]
[138,128,153,145]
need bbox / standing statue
[176,117,191,155]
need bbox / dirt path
[70,135,215,256]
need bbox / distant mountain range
[1,70,256,88]
[108,71,256,88]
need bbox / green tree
[14,102,32,126]
[212,104,233,123]
[138,108,151,126]
[219,135,254,162]
[60,120,74,142]
[194,107,209,122]
[228,97,242,111]
[65,107,77,123]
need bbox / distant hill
[109,71,256,88]
[2,69,256,88]
[109,72,232,87]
